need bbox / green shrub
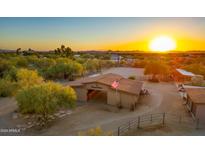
[17,68,43,88]
[145,61,170,81]
[15,57,28,67]
[183,63,205,78]
[3,66,18,81]
[0,59,12,77]
[16,82,76,122]
[43,60,83,80]
[83,59,101,73]
[0,79,19,97]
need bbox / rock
[59,110,66,114]
[66,111,72,115]
[12,113,18,119]
[57,114,66,118]
[47,119,52,122]
[48,115,55,120]
[23,115,30,119]
[54,113,60,117]
[27,121,32,125]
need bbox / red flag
[111,80,119,89]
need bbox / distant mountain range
[0,49,50,53]
[1,49,205,54]
[0,49,16,53]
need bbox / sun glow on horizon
[149,36,176,52]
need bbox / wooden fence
[117,112,198,136]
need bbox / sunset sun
[149,36,176,52]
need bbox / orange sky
[1,18,205,51]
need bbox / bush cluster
[0,79,19,97]
[16,82,76,121]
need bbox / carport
[66,73,143,110]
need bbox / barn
[185,88,205,122]
[66,73,143,110]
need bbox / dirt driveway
[0,98,25,135]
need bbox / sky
[1,17,205,51]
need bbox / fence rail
[117,112,198,136]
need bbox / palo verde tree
[16,68,44,88]
[144,61,170,81]
[43,59,84,80]
[183,63,205,78]
[16,82,76,123]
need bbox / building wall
[72,82,140,109]
[73,86,87,102]
[107,89,139,109]
[107,89,119,106]
[120,92,139,108]
[195,105,205,122]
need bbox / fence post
[162,113,165,125]
[118,127,120,136]
[196,118,199,129]
[137,116,140,129]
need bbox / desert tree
[16,68,44,88]
[16,82,76,124]
[16,48,21,55]
[144,61,170,81]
